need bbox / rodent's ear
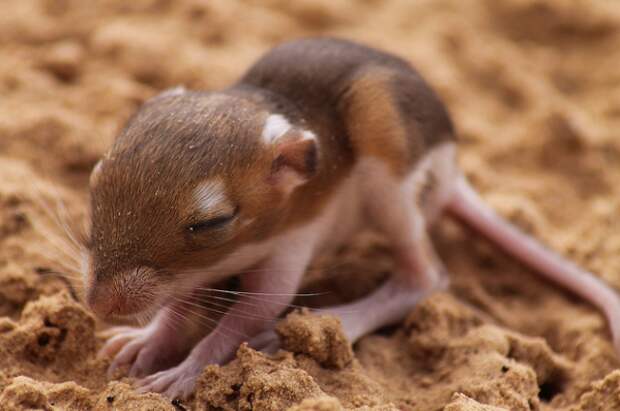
[89,159,103,188]
[268,129,318,193]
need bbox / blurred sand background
[2,0,620,409]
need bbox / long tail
[448,175,620,351]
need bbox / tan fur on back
[342,68,415,176]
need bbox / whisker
[33,252,82,277]
[31,243,81,267]
[34,221,80,256]
[190,289,320,309]
[164,308,189,336]
[162,304,195,335]
[180,292,252,312]
[26,179,88,285]
[32,179,81,233]
[180,286,328,298]
[174,295,278,323]
[31,221,82,266]
[188,288,361,315]
[179,291,291,314]
[47,183,86,252]
[33,261,82,287]
[209,326,239,347]
[173,295,275,323]
[179,289,316,314]
[35,268,83,300]
[168,300,248,341]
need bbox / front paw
[99,325,186,378]
[136,360,203,399]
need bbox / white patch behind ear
[301,130,317,143]
[193,179,227,213]
[90,159,103,187]
[157,85,187,99]
[262,114,291,144]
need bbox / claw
[98,319,190,379]
[98,331,140,359]
[134,362,201,399]
[108,339,146,378]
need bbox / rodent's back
[239,38,410,111]
[238,37,455,174]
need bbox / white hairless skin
[86,38,620,399]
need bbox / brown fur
[86,37,455,317]
[341,67,413,175]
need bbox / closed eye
[186,207,239,233]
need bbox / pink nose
[86,286,123,319]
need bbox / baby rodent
[85,38,620,398]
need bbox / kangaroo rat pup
[85,38,620,398]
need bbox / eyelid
[190,203,234,223]
[187,206,239,233]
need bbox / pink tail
[448,176,620,351]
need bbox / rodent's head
[84,88,318,320]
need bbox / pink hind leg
[249,276,431,350]
[449,175,620,351]
[321,276,430,341]
[360,158,449,292]
[305,156,454,341]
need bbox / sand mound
[276,309,354,370]
[2,0,620,409]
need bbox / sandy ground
[2,0,620,410]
